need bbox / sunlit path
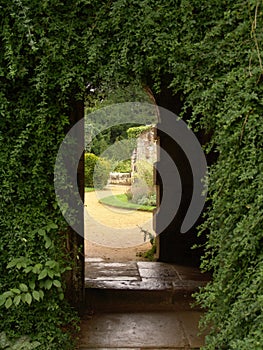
[84,185,155,249]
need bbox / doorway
[84,84,159,265]
[84,125,157,263]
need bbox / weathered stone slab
[137,261,172,269]
[177,311,208,348]
[85,261,139,281]
[139,268,179,279]
[173,265,211,281]
[85,261,209,291]
[86,276,139,281]
[85,257,105,263]
[79,312,188,348]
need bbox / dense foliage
[0,1,84,348]
[1,0,262,349]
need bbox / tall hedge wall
[0,1,87,348]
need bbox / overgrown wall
[0,1,262,349]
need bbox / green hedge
[114,159,131,173]
[127,125,152,139]
[84,153,111,189]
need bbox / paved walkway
[79,311,206,349]
[79,261,210,349]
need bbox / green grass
[99,194,156,212]
[85,187,95,192]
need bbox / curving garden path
[84,185,154,260]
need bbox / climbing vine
[1,0,262,349]
[0,1,87,348]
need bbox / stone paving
[79,311,206,349]
[85,259,210,291]
[80,260,210,349]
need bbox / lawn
[85,187,95,192]
[99,194,156,212]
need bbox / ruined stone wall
[131,127,157,175]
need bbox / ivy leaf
[0,296,5,307]
[11,288,21,294]
[7,259,18,269]
[29,280,36,290]
[24,266,33,274]
[44,236,52,249]
[38,229,45,236]
[44,279,52,290]
[2,291,13,299]
[38,269,48,280]
[39,290,44,300]
[13,295,21,306]
[47,270,54,278]
[5,298,12,309]
[32,291,40,302]
[53,280,61,288]
[19,284,28,292]
[25,293,32,305]
[32,263,42,274]
[47,222,58,230]
[45,260,56,268]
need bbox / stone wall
[108,172,131,185]
[131,126,157,175]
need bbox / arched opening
[81,84,209,289]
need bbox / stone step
[84,261,210,312]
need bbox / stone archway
[73,85,208,303]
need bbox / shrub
[137,193,156,206]
[84,153,110,189]
[84,153,98,187]
[93,157,111,189]
[130,180,150,204]
[130,160,155,204]
[134,160,154,191]
[125,188,133,201]
[127,125,152,139]
[114,159,131,173]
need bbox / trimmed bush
[84,153,110,189]
[114,159,131,173]
[127,125,152,139]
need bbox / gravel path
[84,185,155,260]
